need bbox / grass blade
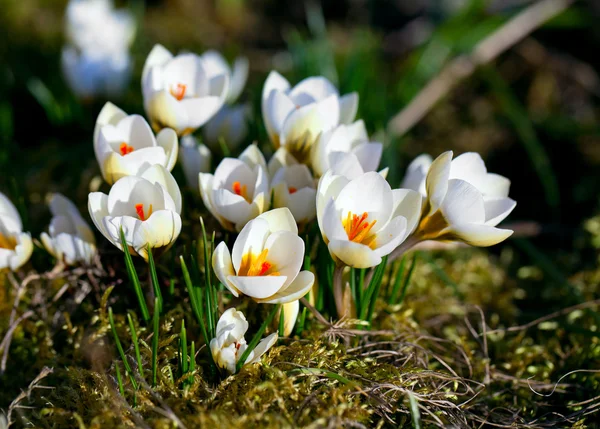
[152,297,160,387]
[108,307,138,390]
[126,313,144,381]
[396,253,419,307]
[389,256,407,303]
[360,256,388,322]
[278,306,285,337]
[180,319,188,376]
[119,227,150,321]
[147,245,163,313]
[236,304,280,373]
[115,362,125,398]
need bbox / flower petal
[258,270,315,304]
[441,179,485,225]
[391,189,422,236]
[257,207,298,234]
[246,332,278,364]
[232,218,270,272]
[328,239,381,269]
[227,275,288,299]
[213,242,240,297]
[484,197,516,226]
[228,56,249,103]
[425,151,452,214]
[400,154,432,195]
[339,92,358,124]
[448,223,513,247]
[156,127,179,171]
[132,210,182,259]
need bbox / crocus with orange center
[212,208,314,305]
[200,145,269,232]
[94,102,178,185]
[318,171,422,269]
[88,164,182,260]
[271,155,317,226]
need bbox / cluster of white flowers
[62,0,136,99]
[6,14,518,374]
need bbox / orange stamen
[232,181,249,201]
[170,83,187,101]
[135,203,153,221]
[119,142,134,155]
[289,187,297,194]
[342,211,377,246]
[238,248,280,277]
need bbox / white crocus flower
[311,120,382,178]
[210,308,277,374]
[212,208,315,303]
[179,135,211,189]
[93,103,178,185]
[87,165,182,260]
[272,164,316,226]
[405,151,516,247]
[317,172,422,269]
[141,44,230,136]
[62,0,135,99]
[261,71,358,161]
[280,300,299,337]
[199,145,269,232]
[200,50,249,105]
[202,104,251,151]
[0,192,33,271]
[41,193,96,265]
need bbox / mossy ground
[2,224,599,427]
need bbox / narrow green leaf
[119,227,149,321]
[108,307,138,390]
[295,307,307,336]
[126,313,144,381]
[115,362,125,398]
[389,256,407,303]
[397,253,419,307]
[364,256,388,324]
[180,319,188,376]
[152,297,160,387]
[189,340,195,385]
[147,245,163,313]
[236,304,280,373]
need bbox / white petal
[142,44,173,86]
[257,208,298,234]
[9,232,34,271]
[449,223,514,247]
[212,190,256,227]
[425,151,452,214]
[484,197,516,226]
[280,95,340,148]
[391,189,422,236]
[139,164,182,214]
[339,92,359,124]
[227,275,288,299]
[328,240,381,269]
[263,231,304,287]
[371,216,407,257]
[400,154,432,194]
[441,179,486,226]
[156,127,179,171]
[449,152,487,184]
[132,210,182,260]
[146,89,190,134]
[289,76,338,104]
[335,172,393,234]
[215,308,248,341]
[246,332,278,364]
[285,188,317,224]
[351,142,382,173]
[281,300,299,336]
[87,192,110,239]
[239,144,268,173]
[0,192,22,231]
[179,95,226,130]
[180,136,211,188]
[232,218,270,272]
[94,102,127,145]
[228,56,249,103]
[212,242,240,297]
[479,173,511,198]
[267,148,299,178]
[257,270,314,304]
[265,90,296,145]
[322,199,347,242]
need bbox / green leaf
[119,227,150,321]
[152,297,160,387]
[126,313,144,382]
[147,245,163,313]
[108,308,138,391]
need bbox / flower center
[0,233,17,250]
[288,187,298,194]
[237,248,280,277]
[170,83,187,101]
[119,142,134,156]
[342,211,377,247]
[135,203,153,221]
[232,181,250,202]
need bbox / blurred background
[0,0,599,316]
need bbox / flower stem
[333,264,346,319]
[364,234,422,287]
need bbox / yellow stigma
[342,211,377,248]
